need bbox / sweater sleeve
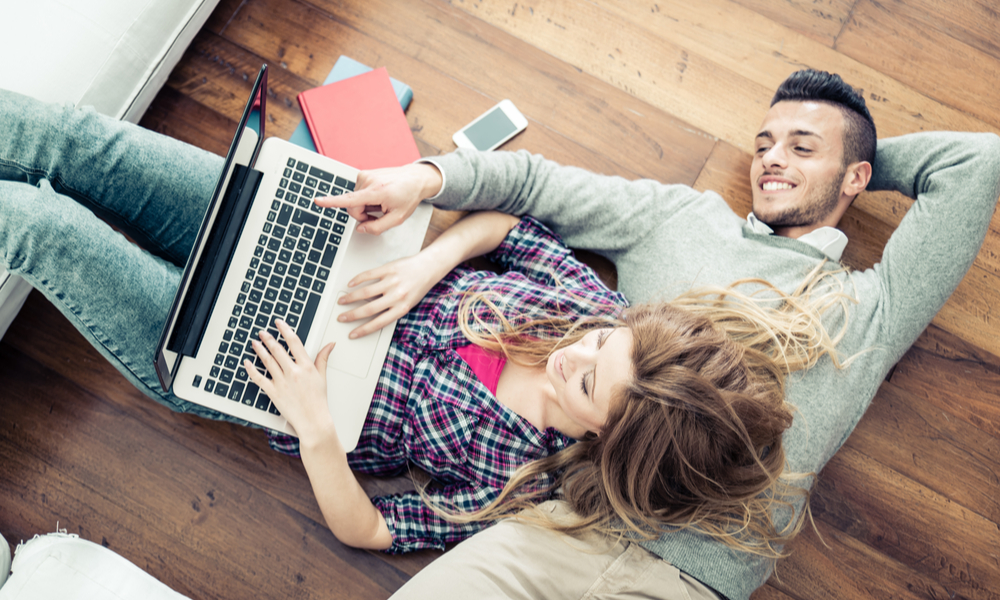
[864,131,1000,361]
[421,149,702,260]
[371,484,498,553]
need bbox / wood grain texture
[3,0,999,599]
[836,0,1000,130]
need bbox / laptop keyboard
[191,157,355,415]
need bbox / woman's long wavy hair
[428,263,854,559]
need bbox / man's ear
[842,161,872,197]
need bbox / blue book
[247,56,413,149]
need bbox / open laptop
[154,64,432,451]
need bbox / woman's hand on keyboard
[315,163,442,235]
[245,319,338,444]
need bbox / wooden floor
[2,0,999,598]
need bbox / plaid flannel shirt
[268,217,628,552]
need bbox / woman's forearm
[299,425,393,550]
[420,210,520,281]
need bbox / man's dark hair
[771,69,876,168]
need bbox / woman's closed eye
[581,329,612,397]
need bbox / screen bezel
[153,64,268,392]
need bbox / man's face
[750,101,849,232]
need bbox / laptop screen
[153,64,269,392]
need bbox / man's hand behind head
[314,163,443,235]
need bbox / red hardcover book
[297,67,420,169]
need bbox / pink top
[455,344,507,396]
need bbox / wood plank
[889,344,1000,438]
[164,30,310,140]
[835,0,1000,130]
[767,520,961,600]
[812,446,1000,599]
[910,323,1000,376]
[844,381,1000,523]
[730,0,857,47]
[174,24,659,184]
[0,343,410,600]
[202,0,247,35]
[139,85,236,156]
[455,0,999,154]
[841,0,1000,64]
[258,0,716,184]
[751,584,798,600]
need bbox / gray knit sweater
[423,131,1000,600]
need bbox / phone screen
[464,107,518,150]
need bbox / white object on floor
[0,532,189,599]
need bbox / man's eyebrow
[755,129,822,140]
[791,129,822,140]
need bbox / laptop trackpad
[325,291,382,379]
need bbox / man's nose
[763,143,787,168]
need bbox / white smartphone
[452,99,528,151]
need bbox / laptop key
[292,208,319,227]
[320,244,337,268]
[215,383,229,397]
[308,166,334,182]
[243,381,259,404]
[296,292,322,340]
[228,382,245,401]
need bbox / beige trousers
[390,501,721,600]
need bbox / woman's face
[546,327,634,435]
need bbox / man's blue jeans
[0,88,244,423]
